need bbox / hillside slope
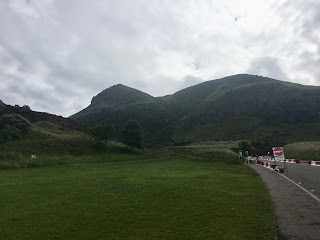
[0,102,84,131]
[71,74,320,145]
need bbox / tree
[89,122,114,144]
[0,114,31,143]
[23,105,31,110]
[120,120,144,149]
[238,141,253,153]
[232,141,253,154]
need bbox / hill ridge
[71,74,320,145]
[91,83,153,104]
[0,101,84,131]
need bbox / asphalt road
[250,164,320,240]
[263,160,320,198]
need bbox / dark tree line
[89,119,144,149]
[120,120,144,149]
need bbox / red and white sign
[272,147,285,161]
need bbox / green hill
[71,74,320,145]
[0,101,84,131]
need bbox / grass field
[0,154,276,239]
[0,122,276,239]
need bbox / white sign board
[272,147,285,161]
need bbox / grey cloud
[1,0,320,117]
[1,0,248,116]
[179,75,203,89]
[276,0,320,85]
[247,57,288,81]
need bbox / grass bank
[284,141,320,161]
[0,121,143,169]
[167,141,239,163]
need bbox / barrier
[257,161,279,171]
[310,161,320,166]
[278,159,301,163]
[271,164,278,170]
[258,158,320,169]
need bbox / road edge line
[276,172,320,203]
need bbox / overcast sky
[1,0,319,117]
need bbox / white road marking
[277,172,320,203]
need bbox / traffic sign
[273,147,285,161]
[273,147,284,156]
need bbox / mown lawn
[0,156,276,240]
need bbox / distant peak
[108,83,139,91]
[91,84,153,104]
[114,83,126,87]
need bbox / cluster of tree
[232,141,253,154]
[89,120,144,150]
[0,114,31,144]
[119,120,144,149]
[89,122,115,144]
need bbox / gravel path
[249,164,320,240]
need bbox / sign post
[272,147,285,161]
[272,147,286,172]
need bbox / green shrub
[231,141,253,154]
[89,122,114,144]
[92,141,107,152]
[120,120,144,149]
[0,114,31,143]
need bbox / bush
[92,141,107,152]
[89,123,114,143]
[120,120,144,149]
[0,114,31,143]
[172,138,193,146]
[231,141,253,153]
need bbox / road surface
[250,163,320,240]
[263,160,320,198]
